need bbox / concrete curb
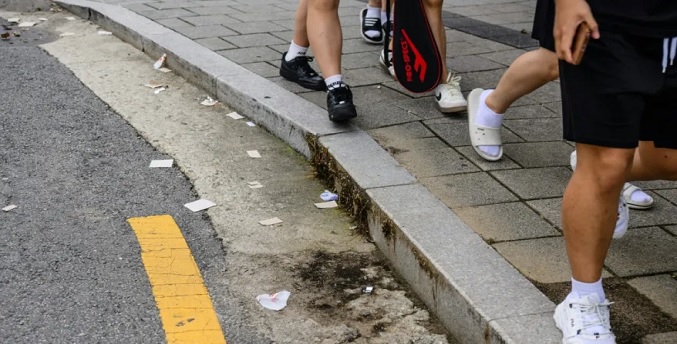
[56,1,562,342]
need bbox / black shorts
[531,0,555,52]
[560,32,677,149]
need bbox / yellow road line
[128,215,227,344]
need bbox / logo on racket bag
[399,29,428,83]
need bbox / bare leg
[422,0,447,77]
[307,0,343,78]
[485,48,559,114]
[292,0,309,47]
[630,141,677,181]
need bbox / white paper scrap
[259,217,282,226]
[2,205,17,212]
[144,80,164,89]
[201,97,219,106]
[314,201,338,209]
[18,22,36,27]
[97,30,112,35]
[257,290,291,311]
[154,53,167,69]
[226,112,244,120]
[320,190,339,202]
[247,181,263,189]
[65,16,76,21]
[247,150,261,158]
[158,67,172,73]
[39,18,48,21]
[154,87,166,94]
[59,32,74,37]
[149,159,173,168]
[246,121,256,127]
[7,18,20,23]
[184,199,216,212]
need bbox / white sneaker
[554,293,616,344]
[434,73,467,113]
[569,151,629,239]
[379,48,395,79]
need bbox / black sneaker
[279,52,326,91]
[360,8,383,44]
[326,82,357,122]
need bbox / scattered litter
[7,18,20,24]
[247,181,263,189]
[39,18,48,21]
[0,32,9,40]
[144,80,164,89]
[154,87,166,94]
[201,97,219,106]
[257,290,291,311]
[247,150,261,158]
[158,67,172,73]
[1,178,7,181]
[18,22,36,28]
[154,53,167,70]
[363,286,374,294]
[226,111,244,120]
[65,16,76,21]
[349,225,357,230]
[314,201,338,209]
[259,217,282,226]
[2,205,17,212]
[59,32,74,37]
[149,159,173,168]
[246,121,256,127]
[11,32,20,37]
[184,199,216,212]
[320,190,339,202]
[376,85,381,89]
[97,30,112,35]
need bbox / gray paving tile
[395,98,448,120]
[451,5,501,17]
[655,188,677,203]
[643,332,677,344]
[155,17,194,30]
[223,21,289,34]
[391,138,479,178]
[628,192,677,228]
[351,103,420,130]
[269,19,295,31]
[420,172,518,208]
[633,180,677,190]
[477,48,525,66]
[369,122,437,144]
[425,117,522,147]
[445,41,494,58]
[223,33,286,48]
[342,51,382,70]
[472,11,534,25]
[216,46,280,63]
[351,84,410,108]
[174,24,238,39]
[628,275,677,319]
[341,37,380,54]
[241,61,280,78]
[455,146,521,171]
[186,6,242,15]
[492,167,571,200]
[122,3,157,12]
[382,81,434,99]
[191,0,247,7]
[448,55,505,73]
[543,102,563,115]
[455,202,560,242]
[179,14,241,26]
[458,69,506,92]
[194,37,235,50]
[523,81,561,103]
[503,142,573,168]
[493,237,613,283]
[527,198,563,230]
[666,225,677,235]
[504,104,561,119]
[146,1,201,10]
[606,227,677,277]
[342,68,394,87]
[503,118,563,142]
[226,11,295,23]
[137,8,196,20]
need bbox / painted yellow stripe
[128,215,227,344]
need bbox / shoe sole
[379,52,396,79]
[279,68,326,91]
[436,102,467,113]
[328,105,357,122]
[360,9,384,44]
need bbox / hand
[554,0,600,64]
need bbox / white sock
[475,89,503,157]
[364,6,382,39]
[571,277,606,300]
[325,74,343,89]
[285,40,308,62]
[381,11,388,27]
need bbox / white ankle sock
[475,89,503,157]
[285,40,308,62]
[571,277,606,301]
[325,74,343,88]
[364,6,382,39]
[381,11,388,27]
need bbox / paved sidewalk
[62,0,677,343]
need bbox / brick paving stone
[137,8,196,20]
[448,55,505,73]
[526,198,563,230]
[455,202,560,242]
[628,275,677,319]
[503,104,560,119]
[194,37,235,51]
[351,103,420,130]
[390,138,480,178]
[455,146,521,171]
[224,33,285,48]
[122,3,156,12]
[186,6,242,15]
[642,332,677,344]
[492,167,571,200]
[146,1,201,10]
[503,118,563,141]
[425,117,522,147]
[224,21,289,35]
[503,142,573,168]
[342,68,394,87]
[606,227,677,277]
[394,98,447,120]
[666,225,677,236]
[216,46,283,64]
[628,195,677,228]
[369,122,437,143]
[241,62,280,78]
[179,14,241,26]
[420,172,518,208]
[477,49,526,66]
[175,24,238,39]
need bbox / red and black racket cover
[392,0,443,93]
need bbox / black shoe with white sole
[326,82,357,122]
[279,53,326,91]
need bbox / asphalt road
[0,31,263,344]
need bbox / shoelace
[571,299,614,336]
[328,83,351,104]
[295,56,318,77]
[438,75,463,100]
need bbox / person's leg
[280,0,326,91]
[307,0,343,79]
[630,141,677,181]
[423,0,467,113]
